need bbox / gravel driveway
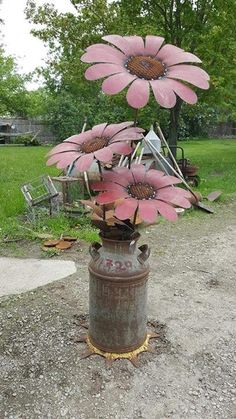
[1,200,236,419]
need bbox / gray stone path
[0,257,76,297]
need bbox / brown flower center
[80,137,109,153]
[126,56,165,80]
[127,183,156,200]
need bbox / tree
[0,48,29,116]
[26,0,236,151]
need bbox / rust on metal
[88,233,150,354]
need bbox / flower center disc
[128,183,155,200]
[80,137,108,153]
[127,56,165,80]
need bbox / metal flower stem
[133,207,139,228]
[129,109,139,169]
[97,160,106,220]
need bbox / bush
[13,134,40,146]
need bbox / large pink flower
[81,35,210,109]
[92,164,191,223]
[47,122,144,172]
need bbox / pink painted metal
[47,122,143,172]
[92,164,191,223]
[81,34,210,109]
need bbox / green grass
[0,140,235,242]
[0,146,98,242]
[180,139,236,198]
[0,146,58,218]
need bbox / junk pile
[21,124,221,219]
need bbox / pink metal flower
[47,122,144,172]
[81,35,210,109]
[92,164,191,223]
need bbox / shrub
[14,134,40,146]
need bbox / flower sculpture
[45,34,210,364]
[81,35,209,109]
[47,122,144,172]
[92,164,191,223]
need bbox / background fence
[0,117,235,144]
[0,117,57,144]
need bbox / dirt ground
[0,200,236,419]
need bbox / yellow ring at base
[86,334,152,361]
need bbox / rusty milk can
[88,232,150,353]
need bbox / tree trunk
[168,97,183,159]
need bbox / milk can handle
[137,244,150,264]
[89,242,102,261]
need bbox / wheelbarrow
[162,145,200,187]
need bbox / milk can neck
[100,233,140,254]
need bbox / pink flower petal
[85,63,124,80]
[103,121,134,138]
[102,72,136,95]
[157,190,191,208]
[103,168,133,186]
[111,127,144,142]
[115,198,138,220]
[46,154,61,166]
[94,146,113,162]
[126,79,150,109]
[145,169,165,185]
[154,200,178,221]
[102,35,132,55]
[156,44,183,60]
[96,191,126,204]
[47,152,79,167]
[146,174,181,189]
[131,163,146,183]
[124,36,145,55]
[80,48,125,65]
[168,64,210,80]
[144,35,164,56]
[91,122,107,137]
[56,154,80,169]
[48,143,78,156]
[165,52,202,66]
[167,73,209,90]
[64,131,92,144]
[159,78,197,104]
[74,154,94,172]
[167,65,210,90]
[161,187,192,198]
[109,142,132,155]
[138,200,157,223]
[85,44,120,54]
[155,175,182,189]
[150,80,176,108]
[91,181,125,192]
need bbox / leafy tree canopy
[0,48,30,116]
[25,0,236,141]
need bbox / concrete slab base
[0,257,77,297]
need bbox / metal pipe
[145,139,198,198]
[156,124,184,178]
[144,139,169,175]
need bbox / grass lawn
[0,139,235,241]
[179,139,236,197]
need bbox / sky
[0,0,74,82]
